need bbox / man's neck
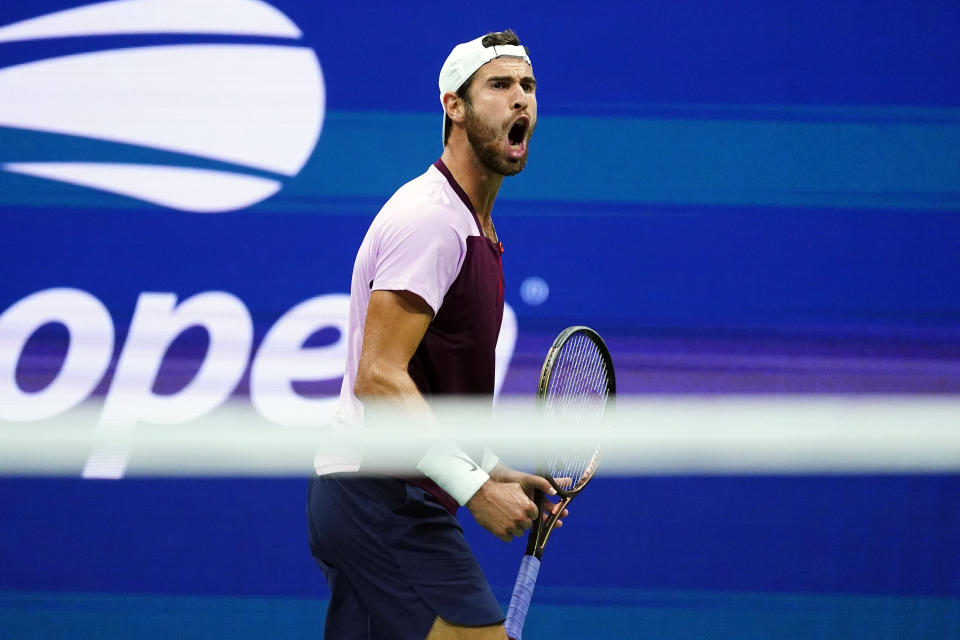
[439,144,504,222]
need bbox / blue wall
[2,0,959,334]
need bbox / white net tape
[2,396,960,477]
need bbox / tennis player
[307,30,565,639]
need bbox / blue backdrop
[1,1,959,638]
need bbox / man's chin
[468,132,530,176]
[481,152,528,176]
[498,158,527,176]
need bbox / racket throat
[533,495,571,558]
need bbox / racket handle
[504,554,541,640]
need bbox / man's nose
[511,85,528,110]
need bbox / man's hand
[489,463,570,530]
[469,464,572,542]
[466,480,539,542]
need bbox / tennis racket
[503,325,615,640]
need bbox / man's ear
[442,91,465,125]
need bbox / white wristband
[416,441,489,506]
[480,445,500,473]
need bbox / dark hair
[443,29,524,145]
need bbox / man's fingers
[521,476,556,496]
[540,503,569,523]
[526,506,539,521]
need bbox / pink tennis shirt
[326,159,506,512]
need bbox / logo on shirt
[0,0,324,212]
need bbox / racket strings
[542,333,610,489]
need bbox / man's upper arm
[371,205,464,315]
[354,289,432,397]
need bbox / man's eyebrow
[484,74,537,87]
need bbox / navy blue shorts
[306,473,504,639]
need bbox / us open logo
[0,0,324,212]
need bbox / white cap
[439,34,532,146]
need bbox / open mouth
[507,118,529,158]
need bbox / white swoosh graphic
[4,162,281,213]
[0,44,324,176]
[0,0,301,42]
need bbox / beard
[464,104,531,176]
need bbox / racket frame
[527,325,615,559]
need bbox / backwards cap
[438,34,532,146]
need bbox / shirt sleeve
[370,206,465,315]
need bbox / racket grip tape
[503,554,541,640]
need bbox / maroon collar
[434,158,478,216]
[433,159,503,254]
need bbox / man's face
[463,57,537,176]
